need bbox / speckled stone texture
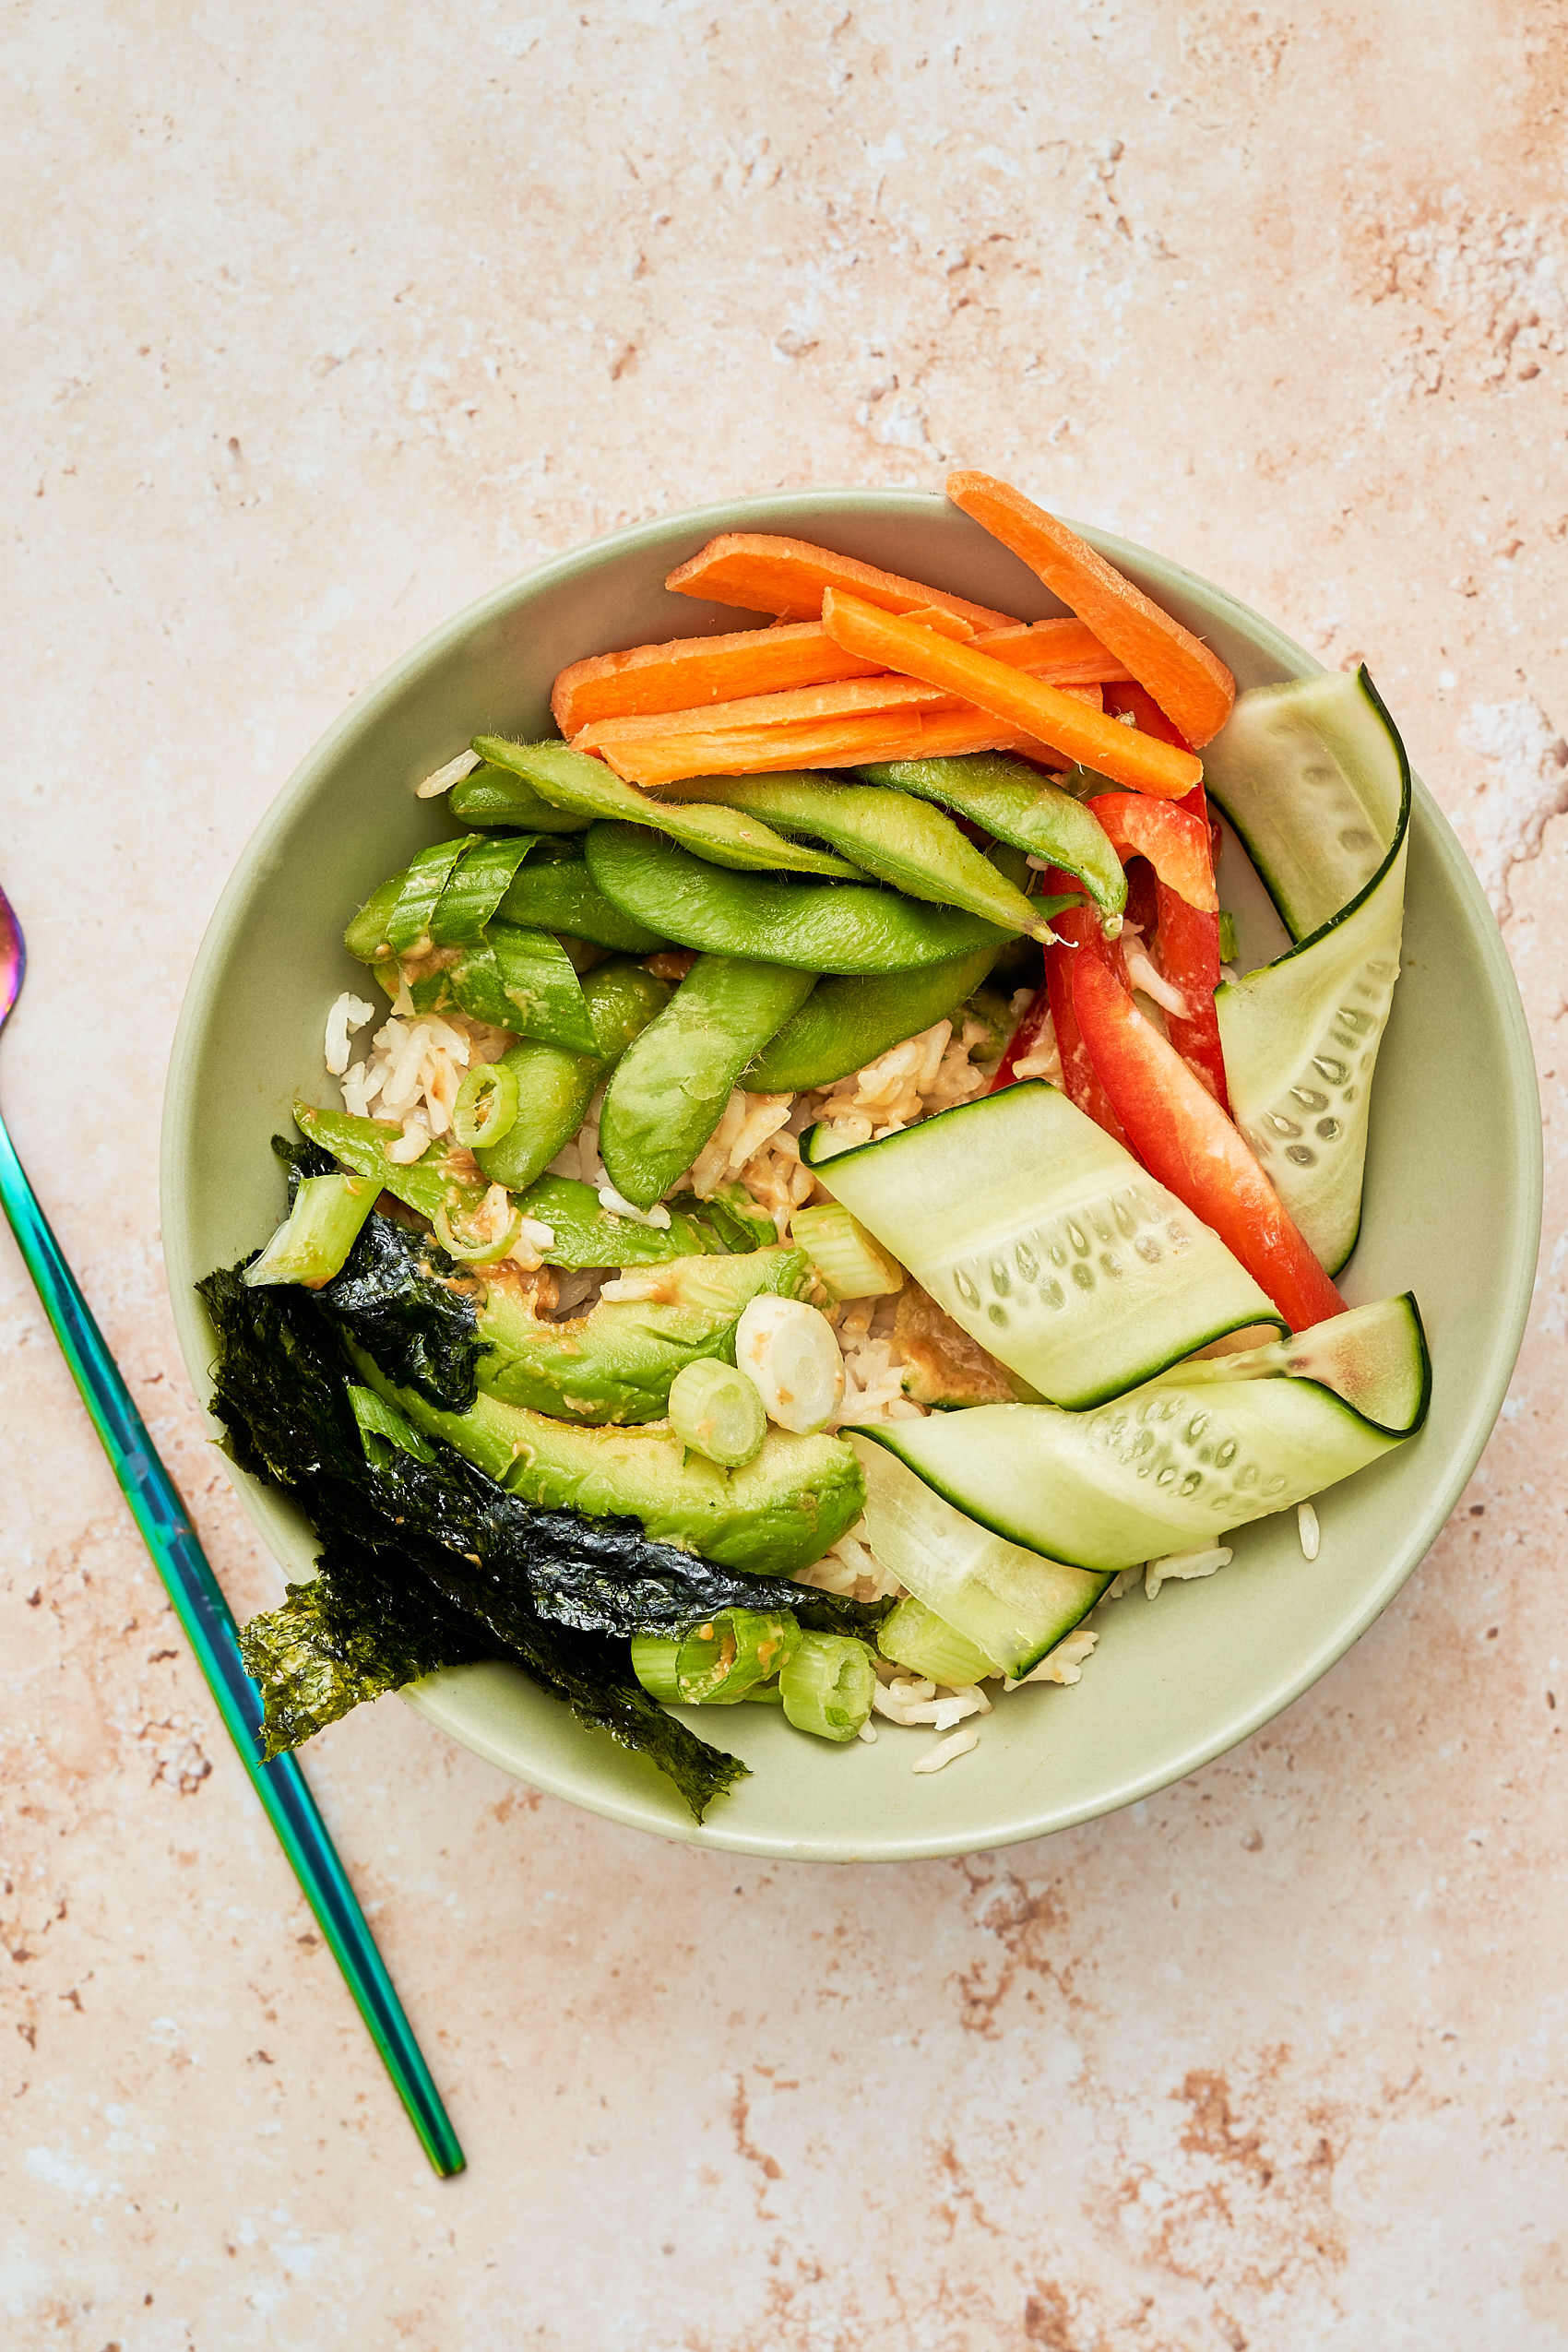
[4,4,1566,2346]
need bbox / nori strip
[271,1134,490,1411]
[202,1262,884,1818]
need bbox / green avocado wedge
[478,1247,808,1424]
[350,1343,866,1576]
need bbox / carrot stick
[819,588,1202,798]
[946,472,1236,747]
[569,704,1066,790]
[552,614,1129,737]
[663,531,1019,634]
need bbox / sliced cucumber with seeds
[802,1083,1281,1411]
[1206,668,1409,1275]
[853,1294,1429,1574]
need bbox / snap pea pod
[430,836,538,945]
[857,754,1127,924]
[475,956,672,1193]
[665,771,1056,940]
[496,850,669,953]
[449,761,593,834]
[344,874,403,966]
[291,1106,735,1265]
[385,836,481,955]
[471,736,863,880]
[585,823,1014,975]
[744,944,1005,1092]
[444,922,598,1053]
[600,956,817,1208]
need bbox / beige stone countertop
[5,6,1566,2346]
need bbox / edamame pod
[858,753,1127,925]
[475,957,671,1193]
[743,944,1005,1091]
[599,956,816,1208]
[471,736,863,879]
[496,850,668,952]
[584,823,1015,975]
[665,771,1056,939]
[449,761,593,834]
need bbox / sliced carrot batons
[945,471,1236,748]
[818,589,1203,799]
[569,701,1073,790]
[553,614,1128,738]
[663,531,1019,635]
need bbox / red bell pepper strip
[989,982,1052,1093]
[1156,778,1231,1111]
[1102,679,1189,747]
[1070,953,1344,1331]
[1087,792,1218,912]
[1040,869,1130,1146]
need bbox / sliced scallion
[876,1595,994,1690]
[790,1204,905,1302]
[453,1061,519,1151]
[779,1633,876,1741]
[630,1633,683,1704]
[675,1607,801,1705]
[433,1196,524,1265]
[242,1172,378,1290]
[667,1358,766,1467]
[348,1384,436,1465]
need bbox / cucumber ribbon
[1205,668,1411,1276]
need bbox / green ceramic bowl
[161,490,1541,1862]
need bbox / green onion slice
[433,1196,523,1265]
[453,1061,519,1151]
[876,1595,993,1690]
[790,1204,905,1302]
[667,1358,766,1467]
[630,1633,683,1705]
[243,1172,378,1290]
[779,1633,876,1741]
[676,1608,801,1705]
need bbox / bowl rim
[161,486,1544,1862]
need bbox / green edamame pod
[496,852,669,953]
[857,754,1127,926]
[430,836,538,945]
[665,772,1056,940]
[449,761,593,834]
[474,957,672,1193]
[743,943,1006,1091]
[599,956,816,1208]
[585,824,1015,976]
[472,736,863,880]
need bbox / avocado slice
[350,1343,865,1577]
[477,1247,808,1425]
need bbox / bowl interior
[161,490,1541,1861]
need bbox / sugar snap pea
[496,848,668,953]
[743,944,1004,1092]
[665,771,1055,939]
[471,736,863,880]
[599,956,817,1209]
[857,753,1127,925]
[445,922,598,1053]
[475,957,671,1193]
[584,823,1014,975]
[430,835,538,945]
[449,761,592,834]
[385,835,481,955]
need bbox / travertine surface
[4,5,1566,2346]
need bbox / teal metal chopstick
[0,1105,465,2177]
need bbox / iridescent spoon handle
[0,1108,465,2178]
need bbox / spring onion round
[790,1204,905,1303]
[734,1295,845,1434]
[433,1196,524,1265]
[453,1060,520,1150]
[243,1172,378,1290]
[630,1633,683,1704]
[675,1608,801,1705]
[779,1633,876,1741]
[876,1595,993,1690]
[667,1358,767,1467]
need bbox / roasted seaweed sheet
[201,1253,882,1821]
